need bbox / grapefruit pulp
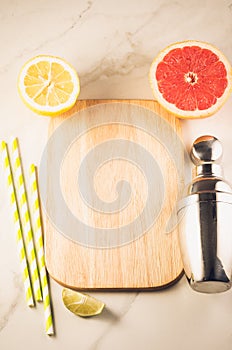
[18,55,80,117]
[149,41,232,119]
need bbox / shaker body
[178,193,232,293]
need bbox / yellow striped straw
[0,141,34,307]
[29,164,54,335]
[10,137,42,302]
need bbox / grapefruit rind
[18,55,80,117]
[149,41,232,119]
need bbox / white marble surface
[1,0,232,349]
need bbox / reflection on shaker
[178,135,232,293]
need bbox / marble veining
[0,1,95,74]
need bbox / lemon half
[62,288,105,317]
[18,55,80,116]
[149,40,232,119]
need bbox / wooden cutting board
[42,99,184,290]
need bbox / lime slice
[62,288,105,317]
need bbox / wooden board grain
[43,99,184,290]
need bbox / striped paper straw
[10,137,42,302]
[29,164,54,335]
[0,141,34,306]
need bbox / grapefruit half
[149,41,232,119]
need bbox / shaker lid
[178,135,232,210]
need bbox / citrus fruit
[149,41,232,119]
[18,55,80,116]
[62,288,105,317]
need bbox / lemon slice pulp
[18,55,80,116]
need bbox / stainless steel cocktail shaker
[178,135,232,293]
